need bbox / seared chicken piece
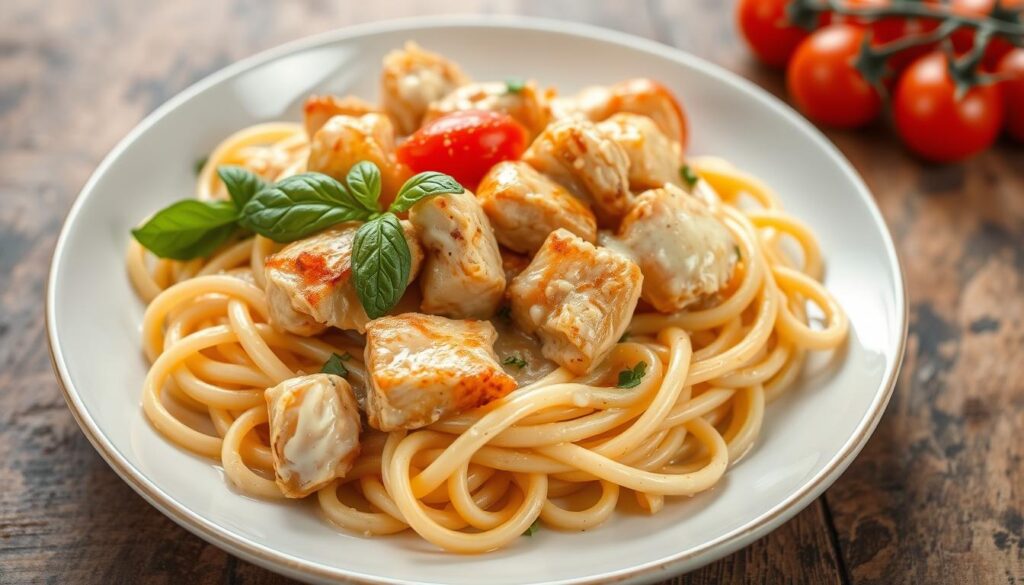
[303,94,380,137]
[423,81,551,138]
[508,229,642,375]
[603,185,737,313]
[265,373,362,498]
[476,161,598,254]
[597,113,683,192]
[409,190,506,319]
[522,118,632,227]
[263,223,423,335]
[363,313,517,431]
[307,113,411,208]
[381,42,469,135]
[569,78,687,146]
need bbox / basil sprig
[132,161,464,319]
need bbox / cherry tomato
[396,110,529,188]
[737,0,809,68]
[786,25,883,128]
[893,51,1005,162]
[997,48,1024,142]
[949,0,1024,67]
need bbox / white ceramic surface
[47,16,907,585]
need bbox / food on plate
[128,43,849,554]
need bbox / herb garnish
[193,156,209,176]
[616,362,648,389]
[321,353,349,377]
[522,519,540,536]
[505,78,525,94]
[132,162,464,319]
[503,355,528,369]
[679,164,699,188]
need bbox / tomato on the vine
[737,0,809,68]
[997,48,1024,143]
[786,24,883,128]
[893,51,1005,162]
[396,110,528,188]
[949,0,1024,67]
[826,0,939,72]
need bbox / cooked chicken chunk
[508,229,642,375]
[264,222,423,335]
[522,118,632,227]
[597,113,683,192]
[604,185,737,313]
[303,94,380,137]
[307,113,411,208]
[423,81,551,138]
[363,314,517,431]
[570,78,688,145]
[476,161,597,254]
[409,190,505,319]
[265,373,361,498]
[381,42,469,135]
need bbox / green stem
[808,0,1024,38]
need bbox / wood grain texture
[0,0,1020,584]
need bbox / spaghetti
[126,94,847,556]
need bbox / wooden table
[2,1,1022,583]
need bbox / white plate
[47,16,907,585]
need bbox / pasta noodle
[127,118,847,554]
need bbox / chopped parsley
[505,78,526,94]
[734,245,742,261]
[503,355,528,369]
[522,519,540,536]
[619,332,630,343]
[616,361,648,389]
[679,164,699,188]
[321,352,349,377]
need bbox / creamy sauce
[491,317,556,386]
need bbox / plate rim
[45,14,908,585]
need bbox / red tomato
[893,51,1005,162]
[737,0,810,68]
[396,110,528,188]
[949,0,1024,67]
[786,25,883,128]
[997,48,1024,142]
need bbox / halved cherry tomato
[787,25,883,128]
[997,48,1024,142]
[893,51,1005,162]
[397,110,529,188]
[737,0,810,68]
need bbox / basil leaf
[321,353,349,378]
[240,173,371,242]
[217,165,268,209]
[616,361,648,389]
[131,200,239,260]
[346,161,383,213]
[388,171,464,213]
[352,213,412,319]
[679,164,699,188]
